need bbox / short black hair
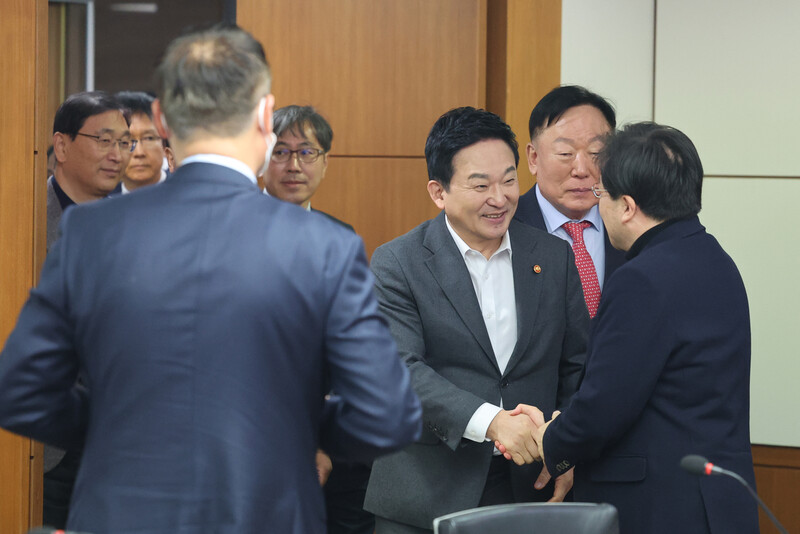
[425,107,518,190]
[529,85,616,140]
[599,122,703,221]
[273,105,333,153]
[115,91,156,120]
[52,91,128,138]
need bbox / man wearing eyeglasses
[43,90,132,529]
[48,92,132,244]
[265,105,368,534]
[0,26,420,534]
[263,105,353,230]
[115,91,175,194]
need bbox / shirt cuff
[463,403,502,443]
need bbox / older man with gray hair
[0,24,420,534]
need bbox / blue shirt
[534,184,606,289]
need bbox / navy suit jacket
[0,162,421,534]
[543,217,758,534]
[514,187,626,285]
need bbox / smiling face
[527,104,612,220]
[55,109,130,202]
[264,125,328,208]
[428,138,519,258]
[123,113,165,190]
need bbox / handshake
[487,404,568,499]
[486,403,560,466]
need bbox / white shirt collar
[444,214,512,260]
[180,154,257,185]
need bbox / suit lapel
[504,221,542,375]
[423,214,499,373]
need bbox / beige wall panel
[561,0,654,125]
[311,157,439,258]
[655,0,800,176]
[701,177,800,447]
[238,0,486,157]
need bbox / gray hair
[155,25,271,140]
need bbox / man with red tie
[514,85,626,317]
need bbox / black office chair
[433,502,619,534]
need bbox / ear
[52,132,68,163]
[152,99,171,139]
[164,146,176,172]
[526,142,538,176]
[319,153,329,179]
[620,195,638,223]
[427,180,446,210]
[258,93,275,135]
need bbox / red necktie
[562,221,601,318]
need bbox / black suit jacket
[543,217,758,534]
[514,187,626,285]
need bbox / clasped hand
[486,405,571,501]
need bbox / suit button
[501,379,509,388]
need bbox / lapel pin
[533,265,542,274]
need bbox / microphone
[680,454,787,534]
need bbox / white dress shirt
[180,154,258,185]
[444,216,518,444]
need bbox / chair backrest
[433,502,619,534]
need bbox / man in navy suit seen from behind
[0,25,421,534]
[517,122,759,533]
[514,86,626,317]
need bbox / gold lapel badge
[533,265,542,274]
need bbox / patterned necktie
[562,221,601,318]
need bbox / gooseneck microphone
[680,454,787,534]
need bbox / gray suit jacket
[47,176,65,251]
[364,213,588,529]
[44,176,67,472]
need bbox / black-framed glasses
[271,147,325,164]
[591,184,608,199]
[77,132,136,153]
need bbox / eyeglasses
[271,147,325,164]
[77,132,136,153]
[132,135,164,150]
[591,184,608,198]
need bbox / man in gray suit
[44,91,132,528]
[364,107,588,533]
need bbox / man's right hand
[485,409,540,465]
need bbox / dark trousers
[42,449,81,529]
[325,461,375,534]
